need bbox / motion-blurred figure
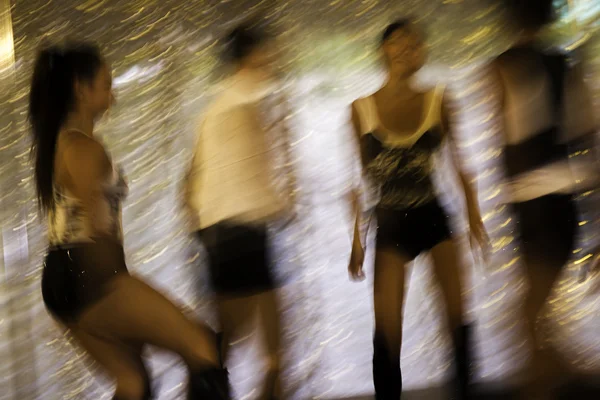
[348,20,488,399]
[493,0,598,396]
[184,23,296,400]
[30,43,229,400]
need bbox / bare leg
[256,290,282,400]
[216,294,258,364]
[69,327,151,400]
[372,248,410,400]
[430,240,465,332]
[216,290,282,399]
[76,275,219,371]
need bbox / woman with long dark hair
[30,42,230,400]
[348,21,488,399]
[494,1,598,396]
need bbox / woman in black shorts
[348,20,488,399]
[185,24,293,400]
[493,0,598,395]
[31,42,229,400]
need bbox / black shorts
[41,238,129,324]
[198,222,276,296]
[375,200,452,260]
[513,194,578,269]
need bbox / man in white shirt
[184,23,296,399]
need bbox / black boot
[188,367,231,400]
[373,333,402,400]
[260,370,282,400]
[216,331,225,368]
[452,325,473,400]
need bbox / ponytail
[28,43,103,213]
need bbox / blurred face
[382,26,425,77]
[242,41,277,78]
[77,62,115,118]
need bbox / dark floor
[332,378,600,399]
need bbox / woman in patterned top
[348,21,488,399]
[30,43,229,400]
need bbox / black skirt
[375,200,452,260]
[198,222,276,296]
[41,238,129,324]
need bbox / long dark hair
[381,19,412,45]
[28,43,103,213]
[505,0,557,31]
[223,22,269,64]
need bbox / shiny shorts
[376,200,452,260]
[41,239,129,323]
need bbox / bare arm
[62,134,113,236]
[349,101,366,247]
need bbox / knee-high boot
[452,325,473,400]
[188,367,231,400]
[373,333,402,400]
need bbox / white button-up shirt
[185,70,295,230]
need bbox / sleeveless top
[499,46,571,179]
[354,85,446,211]
[48,130,128,247]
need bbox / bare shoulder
[350,99,365,137]
[351,96,371,118]
[489,56,506,76]
[60,132,112,180]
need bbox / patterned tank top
[48,130,128,247]
[354,86,445,210]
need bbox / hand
[468,210,490,262]
[348,237,365,281]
